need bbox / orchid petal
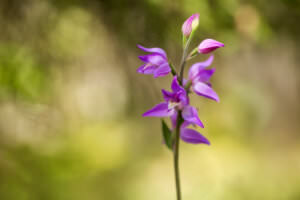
[138,53,166,66]
[198,39,224,54]
[181,128,210,145]
[137,44,167,58]
[142,102,172,117]
[162,89,176,102]
[171,76,182,92]
[137,64,156,74]
[193,82,220,102]
[193,68,216,83]
[182,106,204,128]
[179,91,189,106]
[188,55,214,80]
[137,64,146,73]
[154,62,171,78]
[181,121,191,129]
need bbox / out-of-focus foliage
[0,45,48,101]
[0,0,300,199]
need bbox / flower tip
[182,13,200,37]
[153,74,159,78]
[211,93,220,103]
[136,68,142,74]
[142,111,150,117]
[137,44,144,50]
[138,55,145,60]
[194,118,204,129]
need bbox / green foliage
[161,120,173,150]
[0,45,48,102]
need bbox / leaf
[161,120,173,150]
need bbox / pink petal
[193,82,220,102]
[193,68,216,83]
[138,53,166,66]
[171,76,182,92]
[188,55,214,80]
[137,44,167,58]
[180,128,210,145]
[153,63,171,78]
[142,102,172,117]
[182,106,204,128]
[136,64,156,74]
[162,89,175,102]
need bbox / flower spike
[137,13,224,200]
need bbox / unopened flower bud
[198,39,224,54]
[182,14,200,37]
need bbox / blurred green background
[0,0,300,199]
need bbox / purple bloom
[182,14,200,37]
[143,76,203,127]
[143,76,208,145]
[143,76,188,117]
[188,55,220,102]
[137,44,171,78]
[198,39,224,54]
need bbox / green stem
[179,43,189,83]
[179,31,194,83]
[170,62,178,76]
[174,31,196,200]
[174,111,183,200]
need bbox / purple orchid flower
[198,39,224,54]
[182,14,200,37]
[143,76,208,144]
[187,55,220,102]
[143,76,204,127]
[137,44,171,78]
[142,76,188,117]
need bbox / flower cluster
[137,14,224,148]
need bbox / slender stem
[170,62,178,76]
[174,111,183,200]
[179,42,189,83]
[179,32,194,83]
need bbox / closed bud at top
[182,14,200,37]
[198,39,224,54]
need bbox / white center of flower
[191,19,199,29]
[144,63,153,69]
[168,101,181,110]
